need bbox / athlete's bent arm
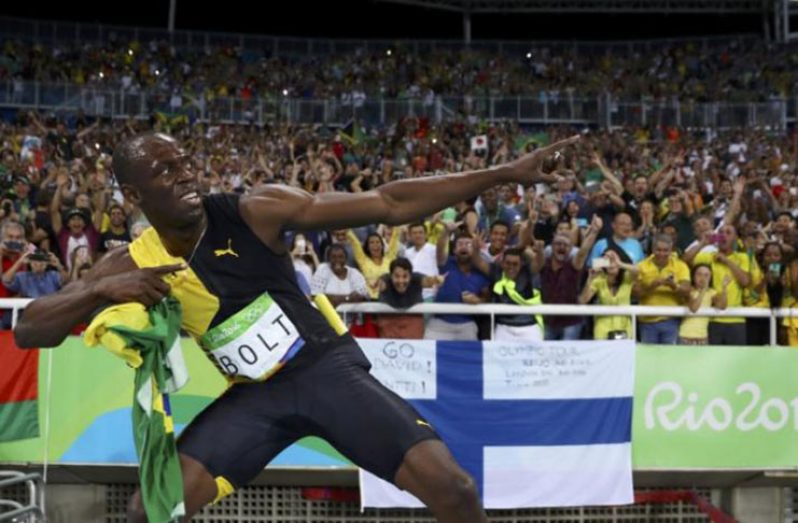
[14,248,183,348]
[241,137,579,244]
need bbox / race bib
[199,293,305,380]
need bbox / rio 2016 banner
[633,345,798,469]
[2,338,798,471]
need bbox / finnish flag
[358,339,635,509]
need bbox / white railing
[0,298,32,331]
[337,302,797,346]
[3,298,795,345]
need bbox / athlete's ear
[120,184,141,206]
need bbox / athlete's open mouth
[180,191,201,205]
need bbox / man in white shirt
[404,223,439,301]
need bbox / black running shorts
[177,340,439,488]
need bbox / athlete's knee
[428,469,480,509]
[437,471,479,507]
[126,491,147,523]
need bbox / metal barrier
[2,298,794,345]
[3,298,794,345]
[337,302,795,346]
[0,298,31,331]
[0,471,43,522]
[0,81,794,130]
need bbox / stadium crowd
[1,107,797,345]
[2,37,798,104]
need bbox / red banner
[0,331,39,441]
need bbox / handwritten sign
[358,339,437,399]
[483,340,635,400]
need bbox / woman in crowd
[679,264,729,345]
[347,227,401,299]
[579,249,638,340]
[310,244,369,307]
[290,232,320,285]
[68,245,93,283]
[748,242,791,345]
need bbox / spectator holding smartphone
[747,242,788,345]
[67,245,93,283]
[579,250,638,340]
[634,234,691,344]
[679,265,729,345]
[290,232,320,284]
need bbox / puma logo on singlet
[416,419,433,429]
[214,239,239,258]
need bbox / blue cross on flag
[357,339,635,509]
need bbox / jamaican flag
[86,298,188,523]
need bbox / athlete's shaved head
[113,132,177,187]
[112,132,204,229]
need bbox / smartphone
[576,218,588,228]
[769,263,782,276]
[709,233,725,244]
[3,240,24,252]
[295,238,307,251]
[592,257,610,270]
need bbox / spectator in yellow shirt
[679,264,730,345]
[579,250,638,340]
[691,224,761,345]
[347,228,401,299]
[634,234,691,344]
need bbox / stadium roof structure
[378,0,798,43]
[376,0,765,14]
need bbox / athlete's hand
[505,135,580,187]
[93,263,185,307]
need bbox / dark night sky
[1,1,764,41]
